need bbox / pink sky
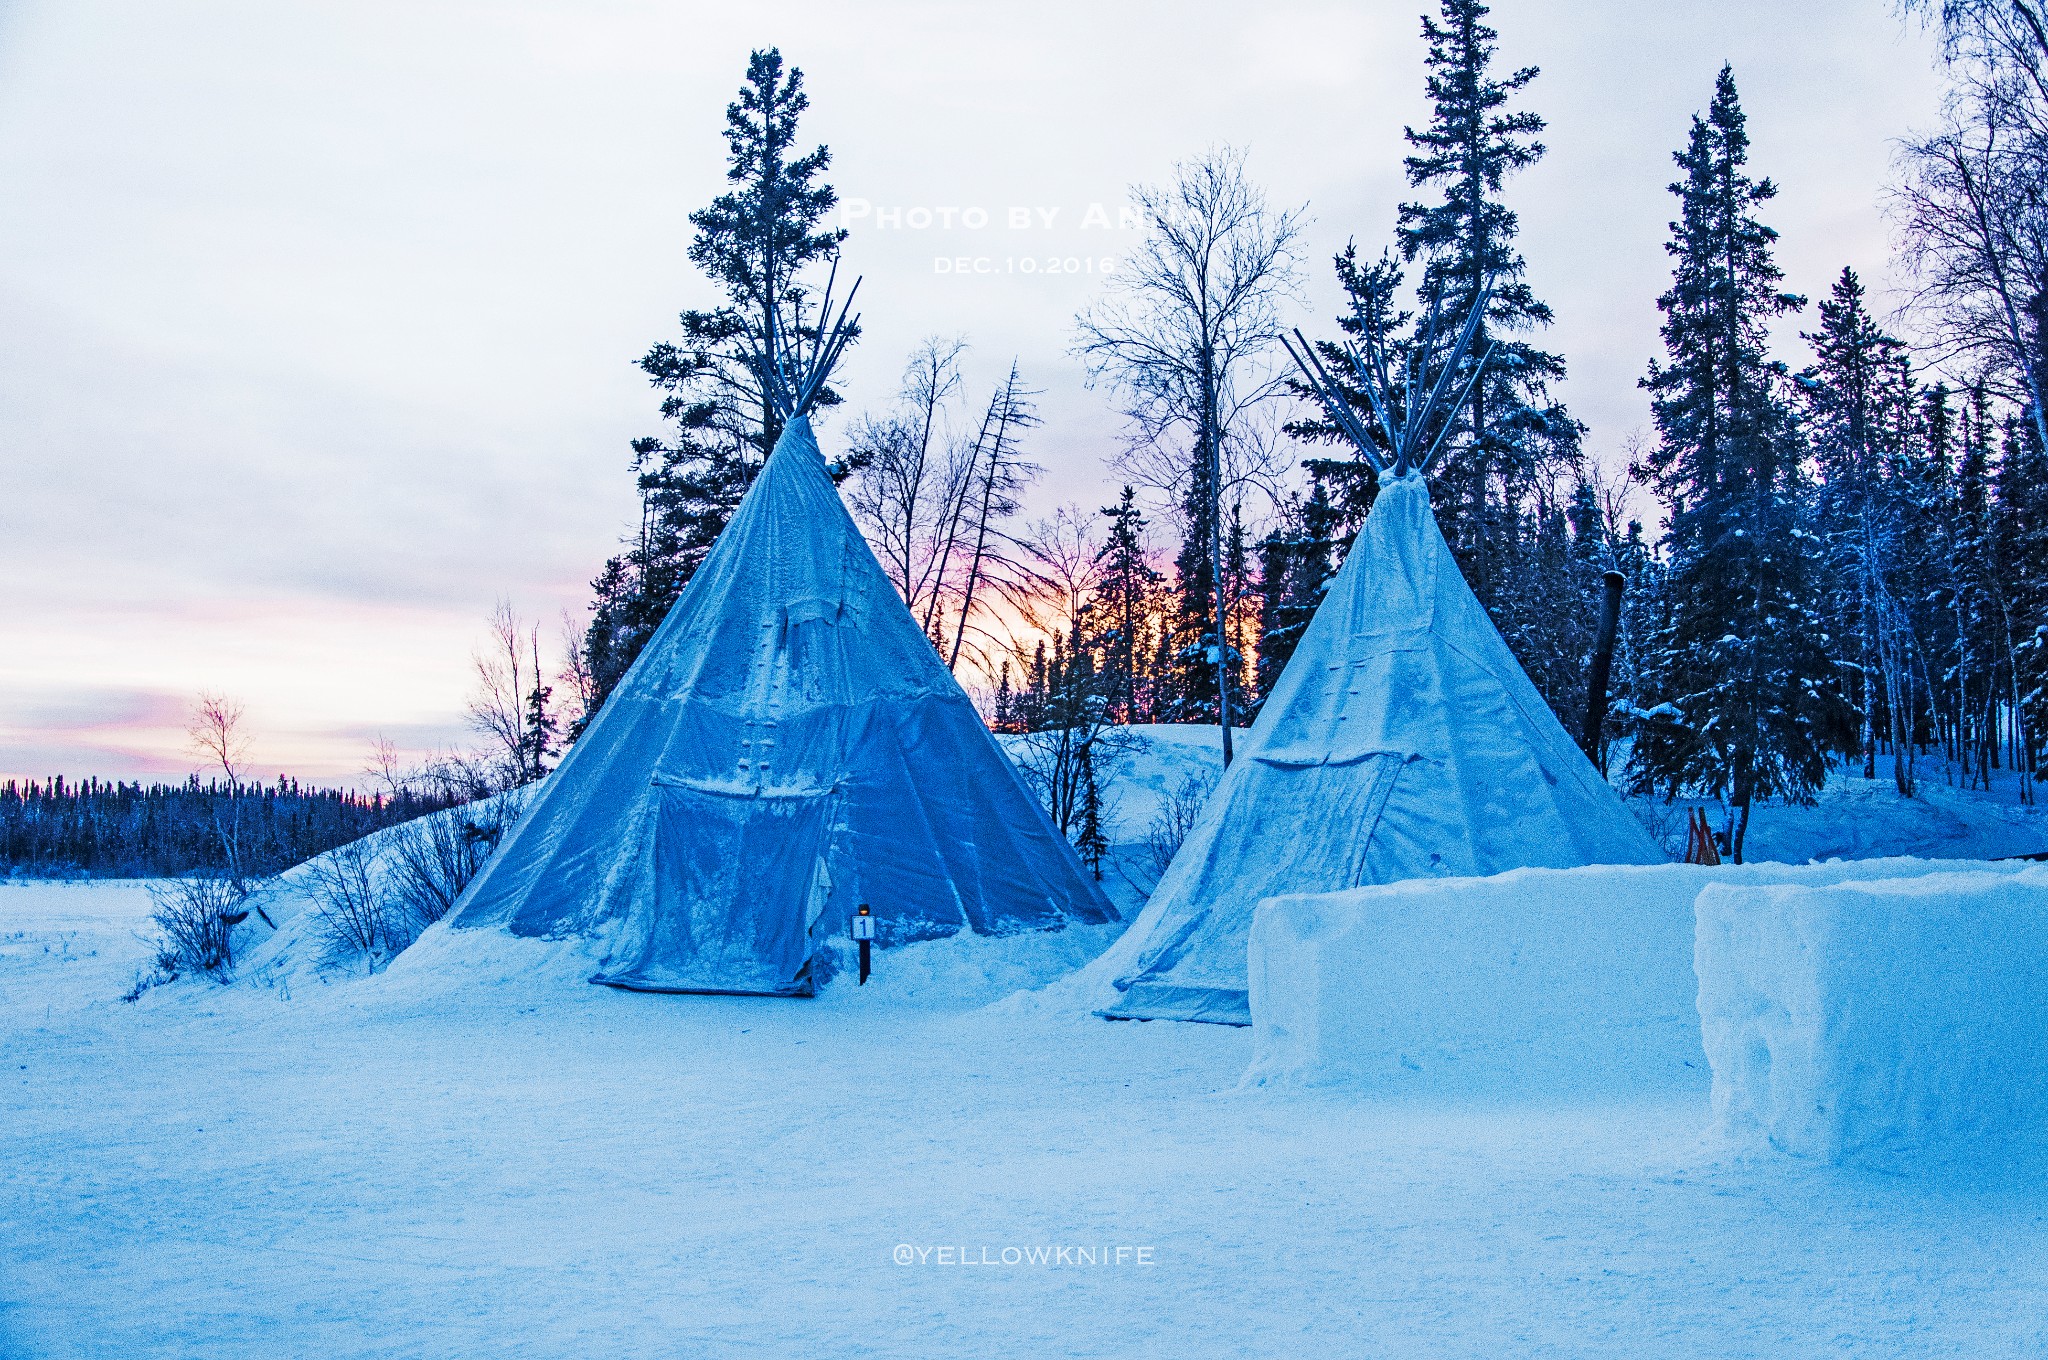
[0,0,1944,785]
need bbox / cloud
[0,0,1947,779]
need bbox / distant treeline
[0,776,456,878]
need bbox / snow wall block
[1244,858,2034,1097]
[1695,867,2048,1169]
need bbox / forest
[571,2,2045,865]
[0,776,452,879]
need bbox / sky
[0,0,1948,785]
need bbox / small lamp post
[852,904,875,985]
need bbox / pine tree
[1224,500,1254,713]
[1630,66,1849,862]
[1396,0,1580,610]
[1992,416,2041,799]
[1165,462,1220,722]
[1076,746,1108,880]
[1252,478,1338,705]
[1091,486,1163,724]
[518,678,558,785]
[992,661,1020,734]
[1996,413,2046,798]
[1949,388,1998,786]
[582,49,848,716]
[1799,267,1911,782]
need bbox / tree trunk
[1203,340,1233,767]
[1581,571,1625,771]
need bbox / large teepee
[1099,287,1663,1025]
[451,285,1117,994]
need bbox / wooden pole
[1581,571,1626,771]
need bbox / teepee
[451,280,1117,994]
[1099,285,1663,1025]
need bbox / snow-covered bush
[1146,769,1216,877]
[307,836,388,967]
[381,792,520,942]
[147,872,249,978]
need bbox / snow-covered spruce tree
[1503,479,1597,735]
[1629,66,1852,862]
[1944,389,2001,785]
[1798,266,1918,789]
[582,49,848,720]
[1224,500,1256,717]
[1397,0,1581,614]
[1165,434,1222,724]
[1076,745,1108,881]
[1902,382,1962,764]
[1252,477,1338,709]
[1089,486,1164,725]
[1992,414,2043,799]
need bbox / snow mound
[1696,867,2048,1171]
[233,789,533,992]
[1242,858,2038,1096]
[342,904,1123,1015]
[811,921,1127,1012]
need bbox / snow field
[1696,867,2048,1171]
[1243,859,2037,1096]
[10,880,2048,1357]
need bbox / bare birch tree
[468,601,555,789]
[944,365,1040,675]
[844,337,969,627]
[1896,0,2048,450]
[188,692,250,790]
[846,345,1041,674]
[1074,146,1305,764]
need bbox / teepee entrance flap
[593,781,839,996]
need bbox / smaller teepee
[1099,284,1663,1025]
[451,277,1118,994]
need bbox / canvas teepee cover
[1100,476,1664,1023]
[1099,289,1662,1025]
[451,414,1118,994]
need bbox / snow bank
[231,788,534,990]
[1243,858,2036,1096]
[1695,868,2048,1169]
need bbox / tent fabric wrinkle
[449,415,1117,996]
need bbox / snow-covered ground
[7,871,2048,1357]
[5,728,2046,1355]
[1633,761,2048,864]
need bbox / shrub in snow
[381,793,521,944]
[146,872,250,978]
[1695,871,2048,1168]
[308,837,388,968]
[1146,769,1216,879]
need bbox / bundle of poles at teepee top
[1280,276,1496,479]
[744,262,863,424]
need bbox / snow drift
[1695,868,2048,1169]
[1242,858,2039,1096]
